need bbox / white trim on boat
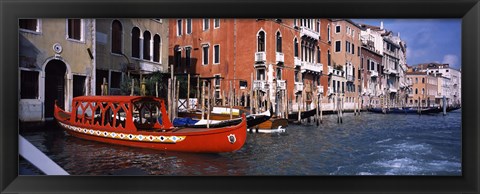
[247,126,286,133]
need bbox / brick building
[169,18,332,115]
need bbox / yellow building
[19,19,96,121]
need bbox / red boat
[54,96,247,153]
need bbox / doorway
[44,60,67,118]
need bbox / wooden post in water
[315,89,319,126]
[167,78,172,121]
[155,82,159,97]
[297,93,301,123]
[222,90,226,106]
[196,76,200,110]
[320,92,323,124]
[338,93,343,124]
[176,80,180,119]
[101,77,106,96]
[201,80,206,120]
[267,87,271,113]
[187,74,190,110]
[229,81,233,119]
[207,82,211,128]
[140,78,146,96]
[353,93,357,116]
[443,95,447,116]
[130,79,134,96]
[250,73,253,114]
[418,97,421,115]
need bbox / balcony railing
[294,57,302,67]
[347,75,354,82]
[369,70,378,77]
[328,66,333,75]
[276,80,286,90]
[300,26,320,40]
[276,52,284,63]
[301,61,323,73]
[253,80,267,90]
[389,68,398,75]
[388,84,397,93]
[255,52,266,63]
[330,68,344,77]
[294,82,304,93]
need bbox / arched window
[153,34,161,62]
[143,31,151,60]
[257,31,265,52]
[294,38,299,57]
[276,31,282,52]
[111,20,122,54]
[131,27,140,58]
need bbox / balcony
[255,52,266,63]
[328,66,333,75]
[389,68,398,75]
[253,80,267,91]
[330,68,344,77]
[294,57,302,67]
[276,52,284,63]
[300,26,320,40]
[301,61,323,73]
[369,70,378,77]
[346,75,354,82]
[294,82,304,93]
[388,84,397,93]
[276,80,286,90]
[408,93,414,97]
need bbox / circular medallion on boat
[58,122,186,143]
[228,134,236,144]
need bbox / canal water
[20,109,461,176]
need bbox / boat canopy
[70,96,173,132]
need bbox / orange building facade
[169,18,332,115]
[406,72,438,107]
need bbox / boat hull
[287,108,317,121]
[249,118,288,133]
[57,120,247,153]
[54,96,247,153]
[367,107,442,114]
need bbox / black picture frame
[1,0,479,193]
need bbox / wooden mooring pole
[187,74,190,110]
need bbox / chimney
[380,21,384,30]
[398,32,400,38]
